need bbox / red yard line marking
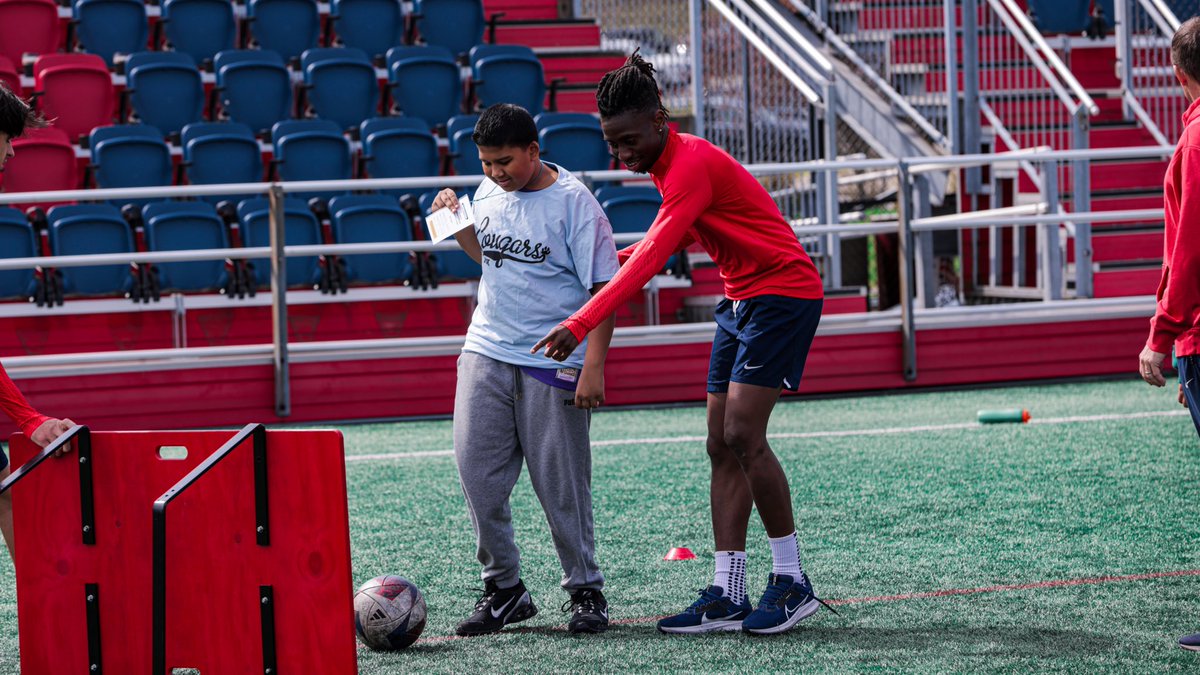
[400,569,1200,646]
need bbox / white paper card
[426,195,475,243]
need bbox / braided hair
[595,49,670,120]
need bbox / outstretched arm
[534,167,712,361]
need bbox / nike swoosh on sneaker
[490,596,517,619]
[782,597,804,621]
[701,612,742,624]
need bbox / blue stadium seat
[596,186,675,272]
[447,113,480,176]
[181,122,265,191]
[418,191,480,279]
[246,0,320,61]
[271,119,353,190]
[89,125,172,193]
[0,208,37,299]
[413,0,483,57]
[141,201,230,291]
[328,194,414,283]
[596,187,662,233]
[236,197,323,287]
[301,47,380,132]
[385,45,461,130]
[469,44,546,115]
[160,0,237,65]
[47,204,136,295]
[535,112,610,172]
[359,117,438,179]
[73,0,148,65]
[125,51,205,135]
[214,49,293,135]
[332,0,405,60]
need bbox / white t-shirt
[462,163,620,369]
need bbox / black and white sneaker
[564,588,609,634]
[455,578,538,637]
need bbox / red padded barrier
[10,428,355,675]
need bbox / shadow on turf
[776,626,1112,656]
[518,623,1113,657]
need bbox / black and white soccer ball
[354,575,427,650]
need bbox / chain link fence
[574,0,695,116]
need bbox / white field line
[343,409,1190,463]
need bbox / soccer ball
[354,575,427,650]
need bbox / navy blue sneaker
[742,572,829,635]
[1180,632,1200,651]
[656,586,753,634]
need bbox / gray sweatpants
[453,350,604,592]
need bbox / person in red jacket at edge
[1139,17,1200,653]
[533,52,830,636]
[0,83,77,560]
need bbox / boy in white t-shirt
[430,103,619,636]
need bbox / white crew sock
[712,551,747,605]
[768,531,804,578]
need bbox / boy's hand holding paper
[426,194,475,243]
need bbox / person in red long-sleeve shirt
[1141,18,1200,653]
[0,83,76,559]
[533,52,828,636]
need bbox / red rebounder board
[10,427,357,674]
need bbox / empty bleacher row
[0,180,667,304]
[0,0,548,68]
[5,43,573,143]
[0,0,680,308]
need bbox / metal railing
[785,0,949,149]
[0,145,1174,403]
[807,0,956,144]
[573,0,697,116]
[1116,0,1181,145]
[699,0,828,220]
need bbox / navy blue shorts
[1179,355,1200,437]
[707,295,823,394]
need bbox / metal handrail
[706,0,823,103]
[1144,0,1181,33]
[786,0,948,146]
[1,295,1158,380]
[989,0,1100,115]
[724,0,832,86]
[0,145,1173,208]
[749,0,834,74]
[1123,90,1173,146]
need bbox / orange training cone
[664,547,697,561]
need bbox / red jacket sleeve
[0,361,49,438]
[616,229,697,266]
[563,164,712,340]
[1149,147,1200,353]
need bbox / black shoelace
[562,590,602,615]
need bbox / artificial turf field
[2,377,1200,673]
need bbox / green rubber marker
[977,408,1030,424]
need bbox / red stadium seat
[0,0,61,67]
[4,127,80,197]
[32,54,115,142]
[0,56,21,97]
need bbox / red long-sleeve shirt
[0,362,48,437]
[562,131,824,340]
[1148,97,1200,356]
